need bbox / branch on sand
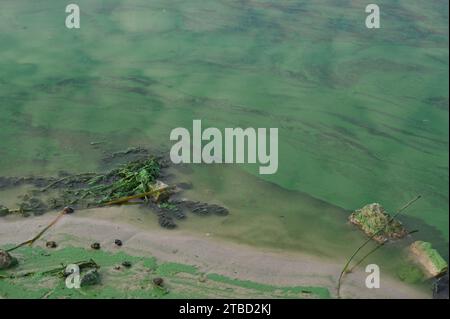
[6,206,73,253]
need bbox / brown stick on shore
[6,207,72,252]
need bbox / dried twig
[6,207,72,253]
[99,186,174,207]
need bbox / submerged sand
[0,208,430,299]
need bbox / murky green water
[0,0,448,292]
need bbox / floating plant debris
[0,149,229,229]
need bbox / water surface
[0,0,448,291]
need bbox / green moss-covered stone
[349,203,407,242]
[0,249,18,270]
[410,241,448,278]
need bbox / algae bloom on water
[349,203,408,243]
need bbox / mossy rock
[410,241,448,278]
[0,250,18,270]
[349,203,408,242]
[80,269,101,287]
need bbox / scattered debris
[46,241,57,249]
[7,208,70,252]
[91,242,101,250]
[0,150,229,229]
[0,250,18,270]
[409,241,448,278]
[349,203,408,243]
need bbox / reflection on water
[0,0,448,291]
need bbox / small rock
[91,242,101,250]
[46,241,57,249]
[63,206,74,214]
[122,261,132,268]
[114,265,122,271]
[80,269,101,287]
[410,241,448,278]
[198,274,207,283]
[114,239,123,247]
[0,250,18,270]
[153,277,164,286]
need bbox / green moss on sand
[206,273,330,299]
[0,245,329,299]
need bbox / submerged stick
[347,230,419,274]
[99,186,174,207]
[6,187,173,252]
[336,195,421,298]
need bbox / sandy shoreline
[0,208,430,299]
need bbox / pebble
[80,269,101,287]
[153,277,164,286]
[46,241,57,248]
[0,250,17,270]
[63,206,74,214]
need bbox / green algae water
[0,0,448,295]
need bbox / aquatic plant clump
[46,157,162,209]
[349,203,408,243]
[0,150,229,229]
